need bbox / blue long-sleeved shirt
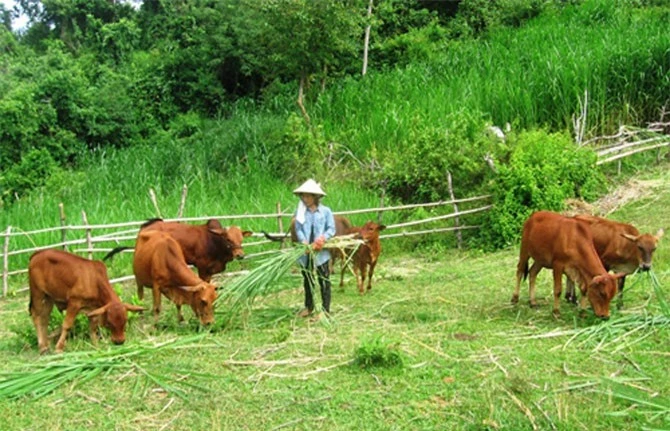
[295,204,336,267]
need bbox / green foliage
[353,335,404,369]
[380,111,504,202]
[477,129,605,250]
[1,148,60,204]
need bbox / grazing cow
[334,221,387,294]
[105,218,252,282]
[512,211,624,319]
[565,214,664,307]
[133,230,217,325]
[28,249,143,354]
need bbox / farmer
[293,179,336,321]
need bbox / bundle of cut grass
[0,334,211,400]
[217,236,364,314]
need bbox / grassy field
[0,165,668,430]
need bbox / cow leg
[176,304,184,323]
[152,283,162,323]
[512,254,529,304]
[565,277,578,305]
[353,265,364,295]
[527,262,543,308]
[367,259,378,291]
[55,303,81,353]
[616,276,626,309]
[88,315,101,346]
[30,294,53,355]
[136,280,144,301]
[359,263,368,295]
[551,267,563,318]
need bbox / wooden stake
[447,171,462,249]
[377,188,385,224]
[149,188,162,218]
[362,0,374,76]
[81,211,93,260]
[276,201,285,249]
[177,184,188,219]
[3,226,11,297]
[59,203,67,251]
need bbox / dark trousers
[301,261,331,313]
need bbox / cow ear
[590,275,606,286]
[621,233,638,242]
[655,228,664,240]
[87,304,109,318]
[124,304,146,312]
[378,225,387,231]
[242,230,253,237]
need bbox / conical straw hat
[293,179,326,196]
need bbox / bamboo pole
[149,188,162,218]
[177,184,188,218]
[59,203,67,251]
[3,226,11,297]
[276,202,285,249]
[81,211,93,260]
[447,172,462,249]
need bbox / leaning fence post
[3,226,11,297]
[447,171,462,249]
[59,203,68,251]
[276,201,285,249]
[82,211,93,260]
[176,184,188,219]
[149,188,162,218]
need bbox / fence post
[177,184,188,218]
[82,211,93,260]
[377,188,385,223]
[149,188,162,218]
[276,202,285,249]
[3,226,11,297]
[59,203,68,251]
[447,171,462,249]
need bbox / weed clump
[353,336,404,369]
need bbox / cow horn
[124,304,145,312]
[176,284,205,292]
[621,233,638,242]
[87,304,110,317]
[208,228,227,236]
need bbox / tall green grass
[314,1,670,156]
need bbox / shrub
[0,149,60,204]
[476,129,605,250]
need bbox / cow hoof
[552,310,561,318]
[510,295,519,305]
[529,302,539,308]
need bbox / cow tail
[522,260,529,281]
[103,246,132,261]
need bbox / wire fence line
[2,195,492,296]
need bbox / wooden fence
[1,195,492,296]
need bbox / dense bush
[476,129,605,250]
[379,112,506,202]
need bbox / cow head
[587,273,624,319]
[208,224,253,261]
[87,302,144,345]
[357,221,387,242]
[621,228,664,271]
[179,282,217,325]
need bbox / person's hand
[303,240,311,254]
[312,235,326,251]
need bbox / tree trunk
[297,73,314,135]
[362,0,374,76]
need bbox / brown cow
[334,221,386,294]
[565,214,664,307]
[512,211,624,319]
[28,249,143,354]
[133,230,217,325]
[105,218,252,282]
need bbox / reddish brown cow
[334,221,386,294]
[133,230,217,325]
[512,211,624,319]
[565,214,664,307]
[29,249,143,354]
[105,218,252,282]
